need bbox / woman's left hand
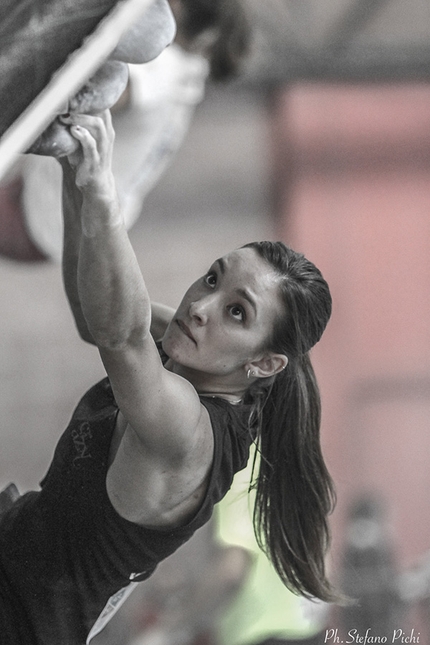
[59,110,116,201]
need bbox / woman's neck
[164,358,246,403]
[199,391,243,405]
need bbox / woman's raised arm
[60,111,212,470]
[61,151,174,347]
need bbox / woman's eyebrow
[215,258,257,314]
[236,288,257,314]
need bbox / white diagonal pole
[0,0,154,180]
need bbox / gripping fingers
[69,126,99,180]
[59,111,115,192]
[71,124,98,155]
[60,111,114,154]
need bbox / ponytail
[241,241,337,602]
[251,354,337,602]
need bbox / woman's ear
[246,353,288,379]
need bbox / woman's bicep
[99,339,206,459]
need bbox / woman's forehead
[216,248,282,292]
[219,247,273,273]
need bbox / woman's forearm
[77,191,151,349]
[61,162,95,344]
[60,111,152,350]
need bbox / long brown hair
[243,241,337,602]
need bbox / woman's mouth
[176,320,196,344]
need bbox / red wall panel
[272,83,430,573]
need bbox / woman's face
[162,248,285,385]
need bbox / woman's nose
[189,298,210,325]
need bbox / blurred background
[1,0,430,643]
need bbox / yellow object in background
[215,446,328,645]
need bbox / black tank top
[0,378,254,644]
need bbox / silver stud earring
[246,369,254,379]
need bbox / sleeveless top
[0,378,254,645]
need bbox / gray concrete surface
[0,84,274,493]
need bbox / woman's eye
[204,272,217,288]
[229,305,245,322]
